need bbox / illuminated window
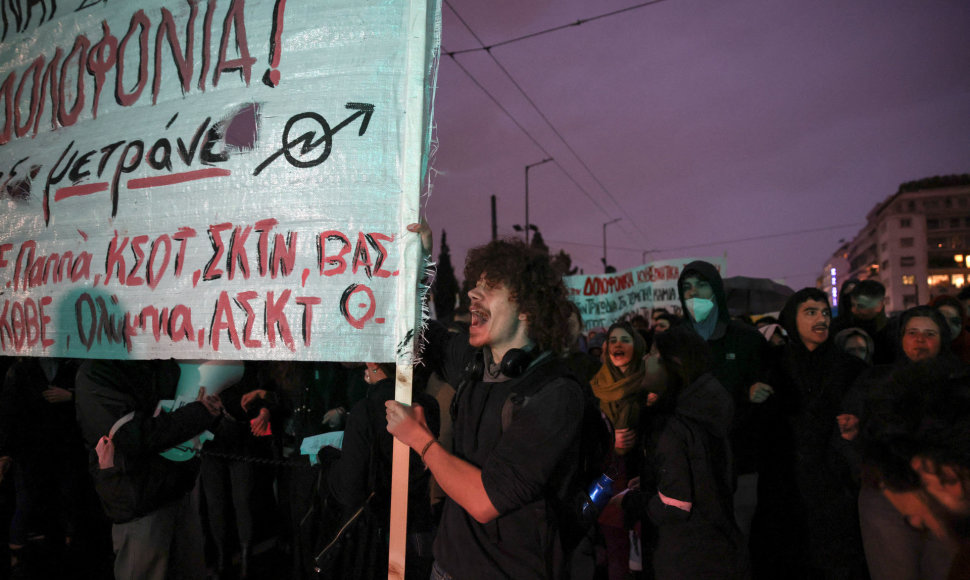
[954,274,966,288]
[929,274,950,286]
[902,275,915,285]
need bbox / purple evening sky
[423,0,970,291]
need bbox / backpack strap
[449,350,484,424]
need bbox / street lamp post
[602,218,621,271]
[525,158,553,244]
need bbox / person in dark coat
[755,288,868,579]
[324,363,440,580]
[830,279,897,365]
[841,306,962,580]
[929,294,970,365]
[386,233,585,580]
[0,358,87,574]
[241,361,357,580]
[623,325,745,579]
[857,369,970,580]
[677,261,769,548]
[75,359,224,580]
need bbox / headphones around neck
[451,347,540,421]
[463,347,537,381]
[499,348,536,378]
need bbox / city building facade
[821,175,970,315]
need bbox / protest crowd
[0,226,968,580]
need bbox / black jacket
[627,372,744,579]
[422,321,584,580]
[328,378,439,529]
[678,260,768,474]
[0,358,81,460]
[75,359,217,523]
[758,318,868,572]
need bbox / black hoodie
[75,359,217,524]
[677,260,768,474]
[757,290,868,574]
[628,372,745,579]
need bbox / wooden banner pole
[387,0,438,577]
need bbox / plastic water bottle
[580,473,615,521]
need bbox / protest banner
[565,257,727,332]
[0,0,440,363]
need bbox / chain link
[171,445,316,469]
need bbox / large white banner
[0,0,440,361]
[565,257,727,332]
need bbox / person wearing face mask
[754,289,869,579]
[676,261,770,557]
[590,321,648,580]
[840,306,961,580]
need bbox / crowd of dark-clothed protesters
[0,224,969,580]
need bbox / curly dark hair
[464,238,572,353]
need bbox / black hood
[674,372,733,438]
[678,260,730,336]
[779,288,833,352]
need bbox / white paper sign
[0,0,440,361]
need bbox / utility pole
[524,158,553,244]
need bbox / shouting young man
[387,230,584,579]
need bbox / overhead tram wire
[446,0,674,57]
[444,0,653,245]
[441,45,616,218]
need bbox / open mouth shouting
[610,347,632,367]
[470,307,490,328]
[607,328,636,371]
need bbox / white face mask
[686,297,715,323]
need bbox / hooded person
[834,327,876,365]
[754,288,869,578]
[929,294,970,365]
[622,326,745,579]
[840,305,961,580]
[676,261,769,552]
[831,279,897,364]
